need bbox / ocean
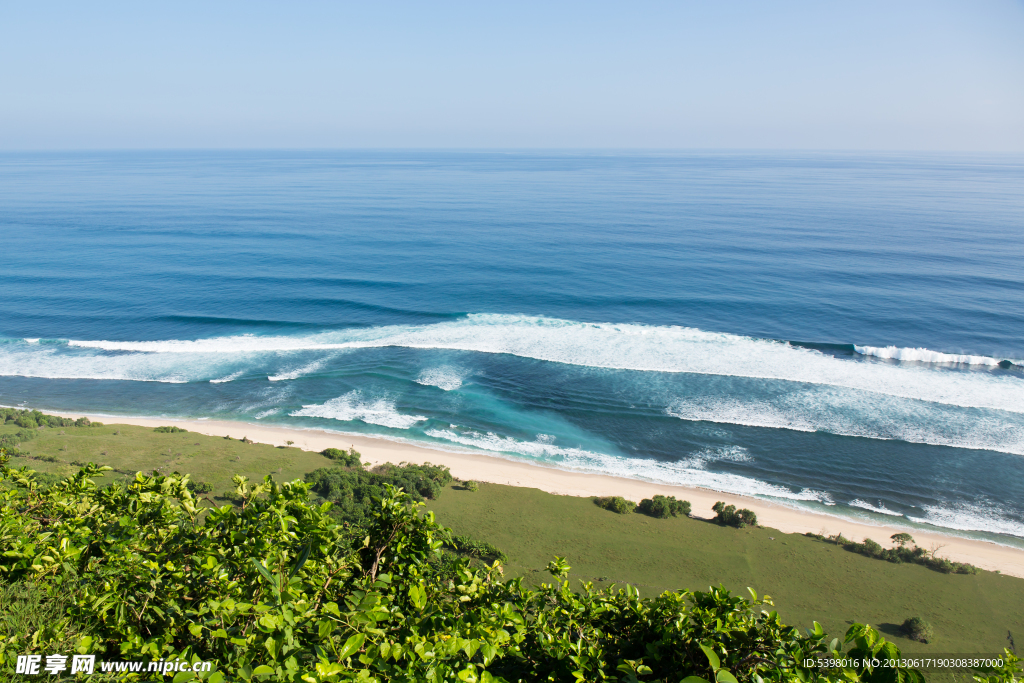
[2,150,1022,546]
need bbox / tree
[890,532,915,548]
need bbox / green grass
[425,482,1024,655]
[7,420,1022,657]
[2,421,333,497]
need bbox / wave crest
[291,392,427,430]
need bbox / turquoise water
[1,151,1023,544]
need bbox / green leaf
[680,678,711,683]
[252,665,275,675]
[172,672,197,683]
[338,633,366,660]
[251,558,276,585]
[716,671,739,683]
[700,645,721,671]
[288,543,311,579]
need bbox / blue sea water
[2,150,1023,544]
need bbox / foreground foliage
[1,450,1019,682]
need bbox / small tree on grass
[594,496,635,514]
[891,532,914,548]
[713,501,758,528]
[901,617,933,643]
[464,480,480,492]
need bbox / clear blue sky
[2,1,1023,150]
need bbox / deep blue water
[2,151,1023,544]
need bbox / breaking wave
[292,392,427,430]
[907,502,1024,539]
[19,315,1022,413]
[848,499,904,517]
[423,427,831,503]
[415,366,466,391]
[854,345,1017,367]
[666,393,1024,456]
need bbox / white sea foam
[677,445,753,469]
[292,392,427,429]
[854,345,1013,367]
[48,315,1024,414]
[268,357,330,382]
[907,502,1024,539]
[210,370,246,384]
[254,409,278,419]
[415,366,466,391]
[848,499,904,517]
[423,427,830,503]
[667,393,1024,456]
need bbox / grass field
[2,421,332,497]
[7,420,1022,657]
[425,483,1024,656]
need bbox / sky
[2,1,1023,150]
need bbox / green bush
[713,501,758,528]
[637,495,691,519]
[900,617,934,643]
[320,447,362,468]
[305,461,452,524]
[0,452,960,683]
[464,480,480,492]
[0,409,77,429]
[594,495,636,514]
[153,425,188,433]
[0,430,37,453]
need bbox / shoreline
[46,409,1024,578]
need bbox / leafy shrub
[320,447,362,468]
[305,461,452,524]
[637,495,691,519]
[713,501,758,528]
[464,480,480,492]
[1,409,77,429]
[901,617,934,643]
[804,533,979,574]
[0,430,37,453]
[594,496,636,514]
[0,453,952,683]
[154,425,188,433]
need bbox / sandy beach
[52,410,1024,578]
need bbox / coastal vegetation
[3,414,1023,661]
[10,451,1014,682]
[320,447,362,468]
[595,495,636,514]
[713,501,758,528]
[638,494,692,519]
[803,532,979,575]
[901,618,934,644]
